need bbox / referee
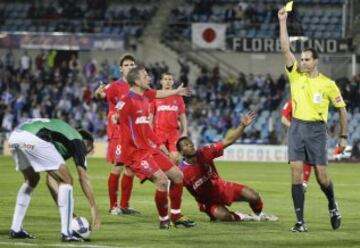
[278,6,348,232]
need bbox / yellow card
[285,1,293,12]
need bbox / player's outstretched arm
[179,113,188,137]
[155,83,192,98]
[278,7,296,67]
[222,112,256,149]
[337,107,348,153]
[76,166,101,229]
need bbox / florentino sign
[232,38,350,53]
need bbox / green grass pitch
[1,156,360,248]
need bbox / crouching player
[177,112,278,222]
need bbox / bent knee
[28,173,40,188]
[156,175,169,191]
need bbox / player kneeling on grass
[177,112,278,222]
[8,119,100,242]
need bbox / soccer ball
[71,216,91,239]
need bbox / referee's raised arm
[278,7,296,68]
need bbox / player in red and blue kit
[177,112,278,222]
[115,66,195,229]
[281,99,312,191]
[95,54,138,215]
[150,72,187,164]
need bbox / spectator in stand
[20,51,32,75]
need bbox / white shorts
[8,130,65,172]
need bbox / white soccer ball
[71,216,91,239]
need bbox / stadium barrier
[1,141,340,162]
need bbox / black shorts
[288,118,328,165]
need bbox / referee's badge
[313,93,322,104]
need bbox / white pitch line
[0,242,37,247]
[0,242,141,248]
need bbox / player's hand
[278,7,288,21]
[175,83,192,97]
[91,208,101,230]
[338,137,347,153]
[240,111,256,127]
[180,132,187,138]
[111,112,119,124]
[94,82,106,99]
[159,144,170,157]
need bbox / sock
[58,184,74,236]
[155,190,168,220]
[120,174,134,209]
[249,199,263,215]
[11,183,33,232]
[169,182,183,221]
[292,184,305,223]
[303,163,312,183]
[108,173,119,208]
[320,181,336,210]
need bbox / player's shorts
[128,151,174,183]
[8,130,65,172]
[197,180,244,218]
[288,118,328,165]
[106,137,123,165]
[156,129,179,152]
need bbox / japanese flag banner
[191,23,226,49]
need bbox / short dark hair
[78,129,94,143]
[302,47,319,59]
[126,65,146,86]
[176,136,190,152]
[119,53,135,66]
[160,72,173,80]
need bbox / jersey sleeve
[117,97,131,122]
[285,61,300,84]
[199,142,224,162]
[107,84,119,105]
[178,96,186,114]
[103,84,111,96]
[71,139,88,169]
[144,89,157,101]
[328,82,346,108]
[103,84,112,102]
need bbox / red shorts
[106,138,123,164]
[156,129,179,152]
[128,151,174,183]
[197,180,244,218]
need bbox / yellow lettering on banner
[285,1,293,12]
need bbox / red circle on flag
[202,28,216,43]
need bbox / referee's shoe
[329,203,341,230]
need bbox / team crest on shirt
[115,101,125,110]
[313,93,322,104]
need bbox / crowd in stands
[1,49,359,154]
[0,1,158,37]
[166,0,343,42]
